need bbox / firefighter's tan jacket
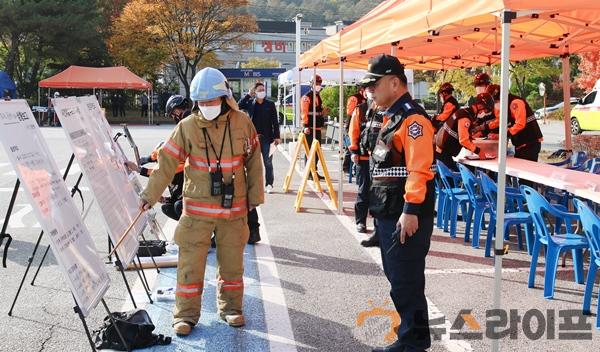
[141,107,264,220]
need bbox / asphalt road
[0,124,598,352]
[539,119,600,152]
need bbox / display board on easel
[54,96,144,268]
[0,99,110,317]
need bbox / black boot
[356,223,367,233]
[372,340,405,352]
[361,233,379,247]
[248,229,261,245]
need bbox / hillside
[247,0,383,26]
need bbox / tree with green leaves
[320,85,359,121]
[0,0,109,98]
[241,57,281,68]
[110,0,257,99]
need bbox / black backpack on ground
[93,309,171,350]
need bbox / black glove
[140,156,152,165]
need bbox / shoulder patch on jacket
[407,121,423,140]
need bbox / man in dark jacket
[238,81,280,245]
[238,81,281,191]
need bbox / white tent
[278,68,367,87]
[278,67,413,87]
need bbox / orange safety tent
[301,0,600,70]
[297,3,600,349]
[39,65,151,90]
[38,65,155,124]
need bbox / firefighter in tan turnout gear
[139,67,265,336]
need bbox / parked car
[534,98,579,119]
[571,82,600,134]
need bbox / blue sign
[220,68,285,79]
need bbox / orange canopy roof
[301,0,600,70]
[39,66,152,90]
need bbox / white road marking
[118,211,301,351]
[1,163,81,176]
[256,207,299,352]
[59,164,81,176]
[0,204,33,228]
[0,187,90,192]
[279,145,473,352]
[119,218,177,312]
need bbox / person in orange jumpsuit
[301,74,329,179]
[435,94,493,170]
[475,84,543,161]
[432,82,459,132]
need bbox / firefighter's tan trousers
[172,214,249,326]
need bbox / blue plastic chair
[582,157,600,174]
[521,186,588,299]
[479,172,534,256]
[435,177,445,229]
[437,161,469,238]
[547,151,587,169]
[573,199,600,329]
[458,164,492,244]
[591,159,600,174]
[545,156,600,207]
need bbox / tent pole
[282,83,287,146]
[151,89,154,125]
[292,82,296,143]
[37,87,41,125]
[295,15,302,142]
[312,66,317,140]
[147,89,151,126]
[492,9,515,352]
[562,55,572,150]
[296,68,302,142]
[338,59,344,214]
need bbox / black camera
[210,170,223,196]
[221,183,234,209]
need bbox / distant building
[215,21,330,69]
[165,20,354,98]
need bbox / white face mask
[477,110,487,119]
[315,85,322,93]
[366,91,375,101]
[475,86,486,95]
[199,105,221,121]
[256,91,266,99]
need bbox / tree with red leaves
[576,52,600,91]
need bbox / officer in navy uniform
[362,54,436,352]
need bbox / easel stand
[74,296,132,352]
[7,153,76,316]
[30,172,84,286]
[0,179,19,268]
[7,155,149,316]
[108,236,155,308]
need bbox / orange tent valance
[301,0,600,70]
[39,66,152,90]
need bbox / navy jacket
[238,94,280,143]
